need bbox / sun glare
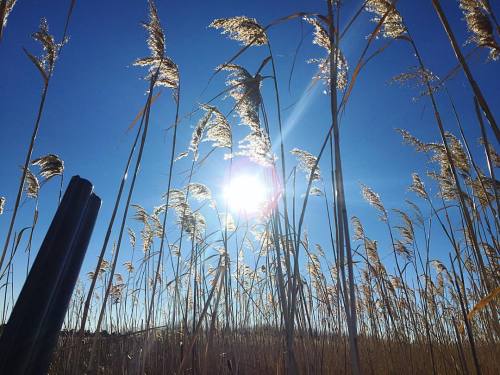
[224,174,268,215]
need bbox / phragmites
[393,209,414,244]
[0,196,5,215]
[164,187,206,242]
[409,173,428,199]
[130,204,164,252]
[190,109,211,160]
[201,104,232,149]
[221,64,275,166]
[459,0,500,60]
[222,64,262,131]
[209,16,268,46]
[31,154,64,181]
[134,0,179,88]
[127,227,137,248]
[427,133,470,176]
[361,184,388,221]
[396,128,430,152]
[303,16,330,52]
[467,172,498,207]
[398,129,471,201]
[291,148,321,181]
[479,138,500,167]
[365,0,407,39]
[236,127,275,167]
[187,183,212,202]
[351,216,365,241]
[123,260,134,273]
[190,104,232,160]
[391,67,439,98]
[392,67,439,87]
[0,0,17,36]
[443,133,470,174]
[143,0,164,58]
[24,168,40,199]
[24,18,61,84]
[303,16,348,92]
[431,259,447,273]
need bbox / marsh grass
[1,0,499,374]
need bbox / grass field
[0,0,499,373]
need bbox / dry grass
[1,0,499,374]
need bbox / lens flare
[224,174,268,215]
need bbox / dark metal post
[0,176,101,375]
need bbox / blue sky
[0,0,498,294]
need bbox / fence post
[0,175,101,375]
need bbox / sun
[224,174,268,215]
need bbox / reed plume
[459,0,500,60]
[31,154,64,181]
[209,16,267,46]
[304,16,348,91]
[291,148,321,181]
[0,0,17,40]
[133,0,179,88]
[23,168,40,199]
[365,0,407,39]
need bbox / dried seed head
[361,184,388,221]
[479,138,500,167]
[31,154,64,181]
[303,16,348,92]
[134,56,179,88]
[291,148,321,181]
[131,204,149,225]
[235,127,275,167]
[391,67,439,98]
[221,64,262,131]
[1,0,17,31]
[431,259,447,273]
[143,0,164,58]
[351,216,365,241]
[134,1,179,88]
[24,168,40,199]
[396,128,431,152]
[0,196,5,215]
[190,110,211,160]
[409,173,428,199]
[187,183,212,202]
[365,0,407,39]
[24,18,61,84]
[210,16,268,46]
[201,104,232,149]
[127,227,137,248]
[459,0,500,60]
[449,135,470,174]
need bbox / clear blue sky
[0,0,498,291]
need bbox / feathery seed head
[209,16,268,46]
[459,0,500,60]
[361,184,388,221]
[24,168,40,199]
[31,154,64,181]
[1,0,17,30]
[365,0,407,39]
[187,183,212,202]
[291,148,321,181]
